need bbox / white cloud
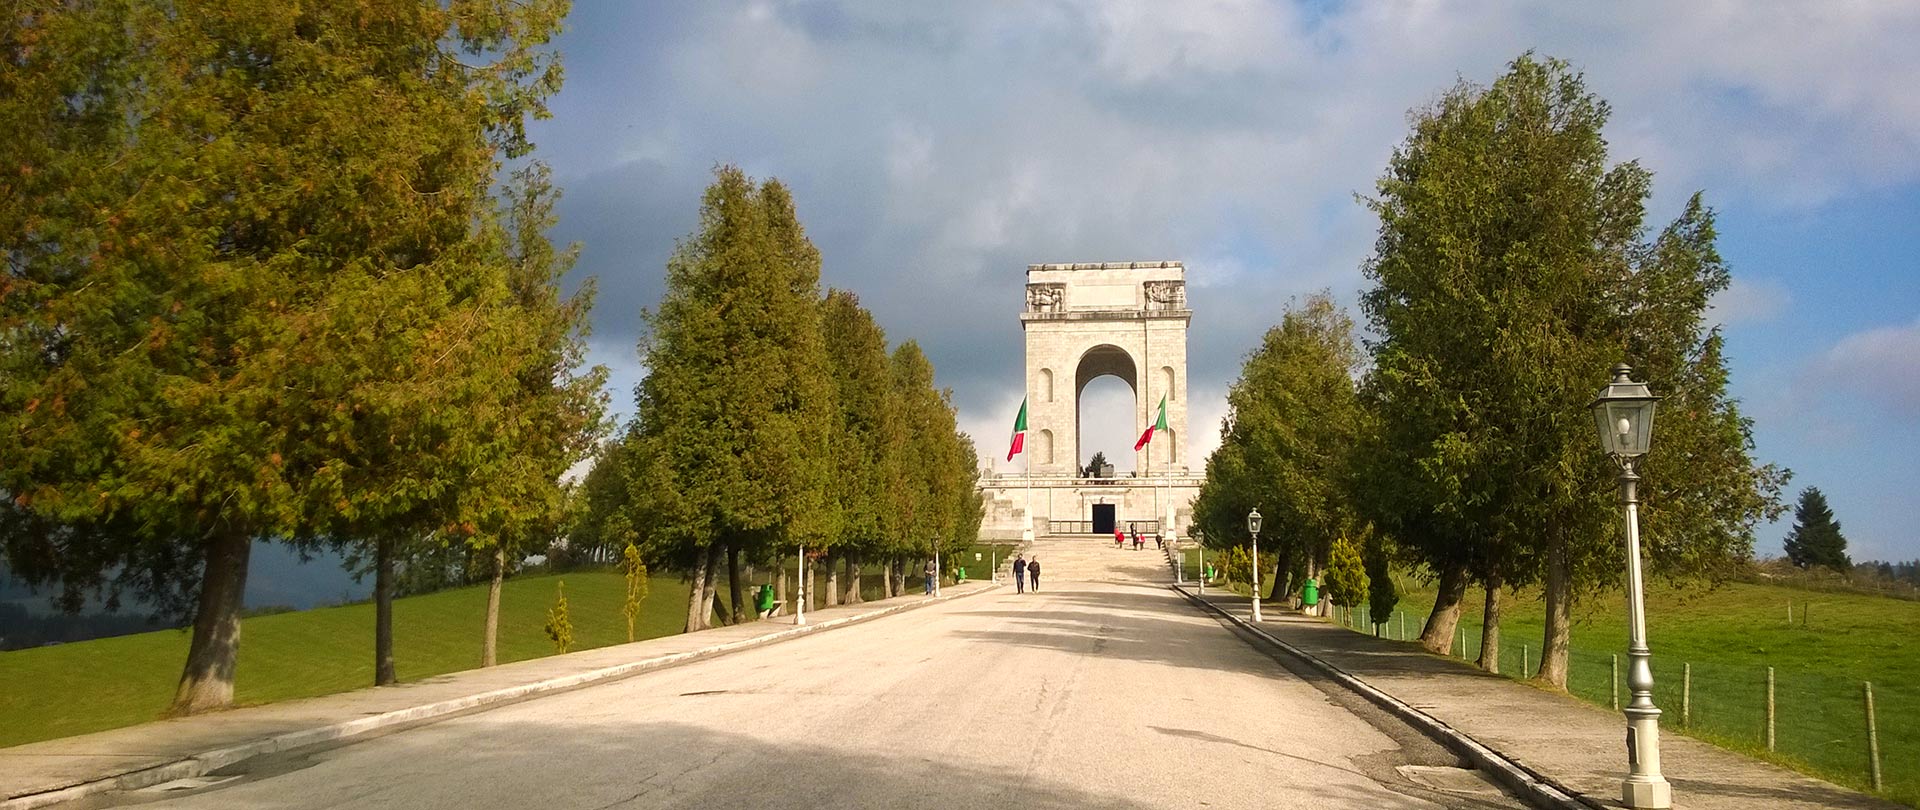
[1708,277,1792,327]
[1818,316,1920,420]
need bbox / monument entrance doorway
[1092,503,1117,536]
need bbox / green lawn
[0,571,698,747]
[1335,576,1920,806]
[0,545,1018,749]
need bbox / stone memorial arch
[980,262,1202,540]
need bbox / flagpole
[1024,433,1033,542]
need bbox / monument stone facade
[979,262,1202,540]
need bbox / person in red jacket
[1114,526,1125,547]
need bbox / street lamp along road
[1247,509,1263,622]
[1589,363,1671,809]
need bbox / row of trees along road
[1194,54,1788,689]
[568,166,982,632]
[1,1,606,712]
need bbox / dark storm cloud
[531,0,1920,507]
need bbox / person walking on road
[1027,556,1041,592]
[1012,555,1028,594]
[923,558,938,595]
[1114,527,1124,548]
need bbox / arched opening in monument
[1074,343,1137,476]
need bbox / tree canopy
[2,0,584,711]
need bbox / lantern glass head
[1589,364,1658,458]
[1247,508,1263,536]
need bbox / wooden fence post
[1682,663,1692,727]
[1611,654,1620,711]
[1766,666,1776,752]
[1866,681,1883,791]
[1522,644,1530,679]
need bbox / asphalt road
[103,546,1522,810]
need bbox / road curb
[3,582,1002,810]
[1169,583,1596,810]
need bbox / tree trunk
[726,542,744,625]
[699,545,722,628]
[844,555,861,604]
[685,546,710,633]
[824,552,841,607]
[1539,531,1573,687]
[1266,552,1287,603]
[1478,570,1503,674]
[170,529,252,714]
[481,544,504,667]
[1418,562,1468,654]
[774,564,788,613]
[375,534,396,686]
[882,558,896,598]
[892,558,906,596]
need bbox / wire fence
[1327,603,1911,805]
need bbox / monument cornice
[1019,309,1192,324]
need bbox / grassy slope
[1356,576,1919,806]
[0,543,1018,749]
[0,571,676,747]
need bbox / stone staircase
[1018,533,1172,584]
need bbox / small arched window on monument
[1040,368,1054,402]
[1160,366,1175,401]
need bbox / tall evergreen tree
[885,341,978,582]
[1783,487,1850,571]
[630,167,834,632]
[820,290,898,605]
[1,0,573,711]
[1359,54,1784,686]
[1193,292,1361,606]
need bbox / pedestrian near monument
[923,558,938,595]
[1027,557,1041,592]
[1114,527,1124,548]
[1012,555,1027,593]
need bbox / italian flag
[1134,394,1169,451]
[1006,398,1028,461]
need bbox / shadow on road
[155,720,1429,810]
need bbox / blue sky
[528,2,1920,563]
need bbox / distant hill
[1,542,370,649]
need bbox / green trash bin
[956,566,967,582]
[755,584,776,615]
[1301,578,1320,607]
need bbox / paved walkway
[1181,587,1904,810]
[0,580,999,809]
[67,559,1521,810]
